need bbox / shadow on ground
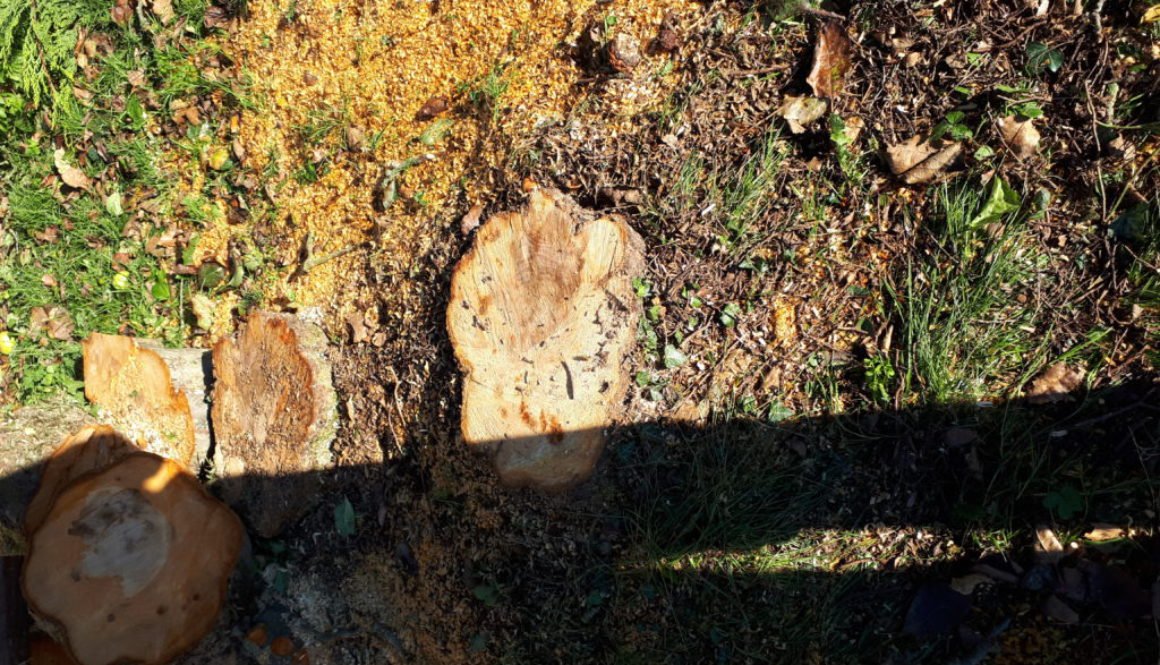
[2,380,1158,664]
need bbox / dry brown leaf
[152,0,175,24]
[1035,525,1065,563]
[805,22,853,98]
[902,143,962,184]
[886,136,936,174]
[999,115,1041,159]
[1042,595,1080,624]
[29,306,74,341]
[1084,524,1126,541]
[53,149,91,190]
[1026,363,1084,404]
[777,95,828,134]
[460,203,485,235]
[950,573,992,595]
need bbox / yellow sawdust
[199,0,695,323]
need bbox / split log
[447,188,645,490]
[211,312,337,537]
[82,333,197,468]
[22,450,243,665]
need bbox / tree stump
[82,334,197,469]
[210,312,337,537]
[22,450,243,665]
[447,188,645,490]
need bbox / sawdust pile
[207,0,694,313]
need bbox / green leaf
[1026,42,1064,75]
[635,370,651,387]
[768,402,794,423]
[1012,102,1044,119]
[968,177,1022,228]
[104,190,123,216]
[334,496,356,537]
[151,274,171,300]
[719,302,742,328]
[1043,485,1083,519]
[473,584,501,607]
[973,145,995,160]
[663,344,687,369]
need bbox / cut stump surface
[448,188,645,490]
[82,333,196,469]
[210,311,337,537]
[22,452,243,665]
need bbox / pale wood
[22,451,243,665]
[447,188,645,490]
[82,334,196,469]
[210,311,337,537]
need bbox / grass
[886,178,1046,404]
[0,0,251,402]
[459,62,511,123]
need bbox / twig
[798,2,846,21]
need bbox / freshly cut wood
[137,341,213,466]
[211,311,337,537]
[23,426,136,535]
[22,452,243,665]
[447,188,645,490]
[82,333,196,469]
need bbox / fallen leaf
[53,149,91,190]
[806,22,853,98]
[777,95,828,134]
[1034,525,1065,563]
[944,427,978,448]
[999,115,1041,158]
[415,95,449,121]
[152,0,174,24]
[126,69,146,87]
[29,306,74,341]
[1042,595,1079,624]
[1084,524,1127,541]
[950,573,993,595]
[893,142,962,185]
[886,136,937,174]
[190,293,215,330]
[460,203,485,235]
[1026,363,1084,403]
[1144,4,1160,22]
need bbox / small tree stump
[447,188,645,490]
[82,333,197,469]
[210,312,337,537]
[22,451,243,665]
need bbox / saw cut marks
[448,188,644,490]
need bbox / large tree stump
[22,450,243,665]
[82,334,197,469]
[23,426,136,535]
[447,188,645,490]
[210,312,337,537]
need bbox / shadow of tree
[3,380,1157,664]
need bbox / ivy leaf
[663,344,688,369]
[1043,485,1083,519]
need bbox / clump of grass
[459,62,511,123]
[887,178,1045,403]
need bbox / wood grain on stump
[82,333,196,469]
[210,312,337,537]
[447,188,644,490]
[22,451,243,665]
